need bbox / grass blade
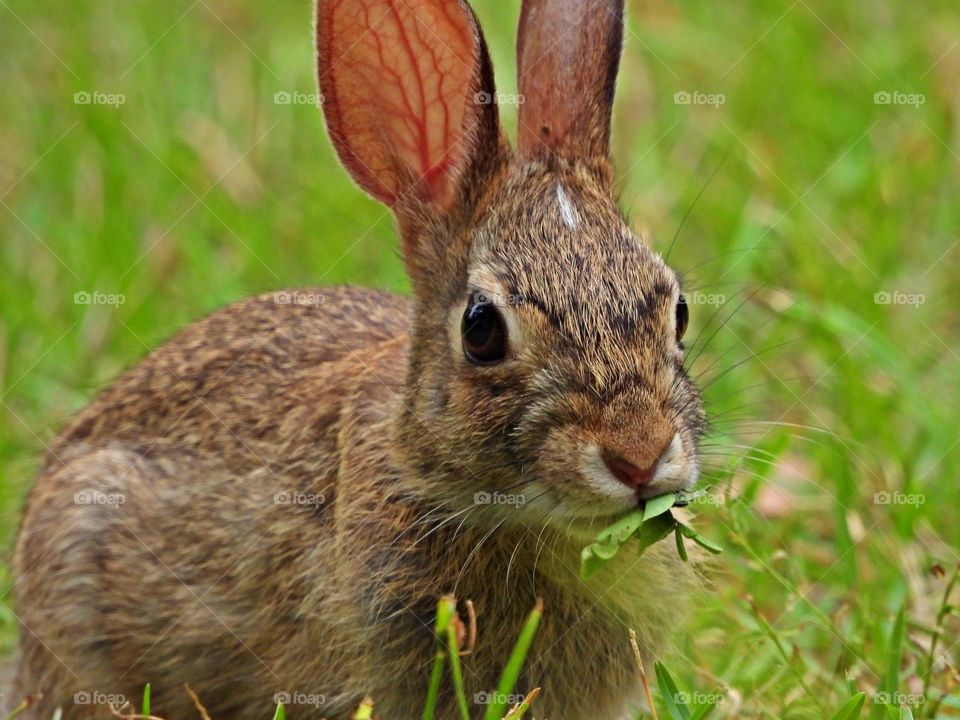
[443,600,472,720]
[141,683,151,717]
[353,697,374,719]
[483,599,544,720]
[871,607,905,720]
[502,687,541,720]
[421,645,446,720]
[828,692,866,720]
[654,662,690,720]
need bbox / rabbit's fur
[12,0,707,718]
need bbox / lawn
[1,0,958,718]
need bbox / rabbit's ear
[317,0,500,212]
[516,0,624,161]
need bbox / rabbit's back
[12,286,410,718]
[49,285,408,468]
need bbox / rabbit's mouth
[577,436,699,509]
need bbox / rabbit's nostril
[603,453,657,489]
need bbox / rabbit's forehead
[469,228,679,352]
[473,179,676,315]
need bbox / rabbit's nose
[601,434,677,490]
[603,453,658,489]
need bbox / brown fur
[12,1,707,718]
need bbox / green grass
[1,0,958,717]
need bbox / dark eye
[461,301,507,364]
[675,295,689,342]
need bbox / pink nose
[603,454,658,489]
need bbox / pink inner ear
[320,0,479,207]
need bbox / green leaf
[579,492,722,578]
[636,513,678,557]
[674,524,689,562]
[643,492,678,521]
[828,693,866,720]
[141,683,151,717]
[594,509,645,549]
[580,545,608,579]
[654,662,691,720]
[677,522,723,554]
[272,702,286,720]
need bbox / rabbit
[10,0,708,718]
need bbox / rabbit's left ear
[317,0,501,213]
[516,0,624,162]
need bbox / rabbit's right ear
[516,0,624,162]
[316,0,500,214]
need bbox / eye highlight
[461,299,508,364]
[675,295,689,343]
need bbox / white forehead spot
[555,183,578,230]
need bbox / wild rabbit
[12,0,706,717]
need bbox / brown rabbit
[11,0,707,717]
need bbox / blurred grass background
[1,0,959,717]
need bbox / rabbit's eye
[675,295,689,342]
[462,302,507,364]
